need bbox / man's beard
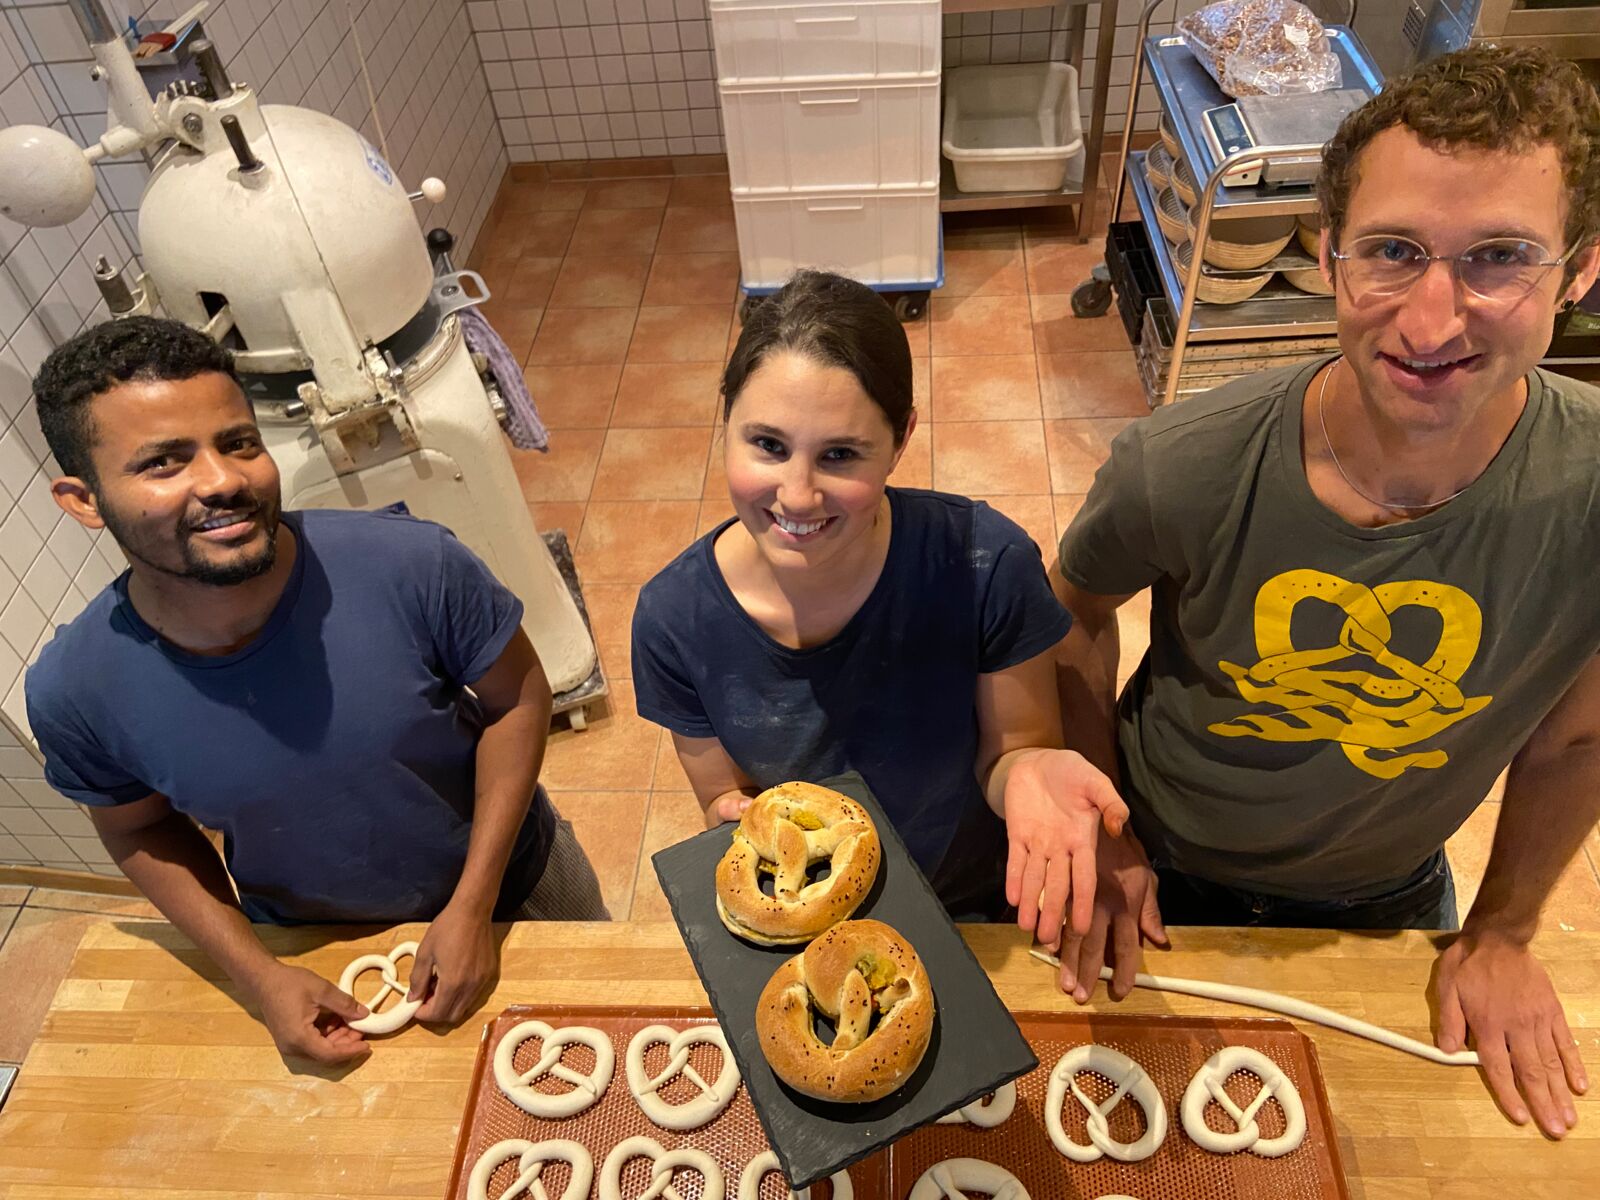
[99,492,283,587]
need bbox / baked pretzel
[755,918,935,1103]
[716,782,881,945]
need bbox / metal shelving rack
[941,0,1121,239]
[1108,0,1382,404]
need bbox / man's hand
[1435,929,1587,1137]
[410,901,498,1024]
[1003,748,1130,948]
[251,962,371,1065]
[1054,824,1167,1004]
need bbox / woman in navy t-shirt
[632,271,1125,939]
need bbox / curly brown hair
[1318,44,1600,270]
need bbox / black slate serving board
[651,771,1038,1190]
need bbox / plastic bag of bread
[1178,0,1343,97]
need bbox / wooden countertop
[0,921,1596,1198]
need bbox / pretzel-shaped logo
[625,1024,740,1131]
[468,1138,593,1200]
[599,1135,725,1200]
[337,941,422,1035]
[1045,1044,1168,1164]
[493,1020,616,1119]
[1181,1046,1307,1158]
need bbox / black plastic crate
[1106,220,1162,345]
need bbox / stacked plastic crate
[710,0,942,297]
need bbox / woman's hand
[1002,748,1129,947]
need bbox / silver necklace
[1315,358,1473,513]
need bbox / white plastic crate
[721,80,940,193]
[709,0,940,86]
[733,190,940,289]
[942,62,1085,193]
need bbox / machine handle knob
[408,177,447,204]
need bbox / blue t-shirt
[631,488,1071,917]
[25,509,555,925]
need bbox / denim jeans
[1151,849,1459,931]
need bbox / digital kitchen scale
[1202,88,1370,187]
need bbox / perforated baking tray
[445,1007,1349,1200]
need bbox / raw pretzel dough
[935,1082,1017,1127]
[1181,1046,1306,1157]
[338,941,422,1035]
[600,1135,725,1200]
[907,1158,1030,1200]
[1027,949,1482,1067]
[736,1150,853,1200]
[625,1023,740,1130]
[468,1138,592,1200]
[1045,1044,1168,1163]
[494,1020,615,1119]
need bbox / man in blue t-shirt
[23,317,606,1066]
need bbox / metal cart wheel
[567,706,588,732]
[1071,266,1114,318]
[892,291,929,322]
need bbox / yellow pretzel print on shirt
[1208,569,1493,779]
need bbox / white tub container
[722,79,941,193]
[710,0,941,86]
[942,62,1085,193]
[732,189,940,288]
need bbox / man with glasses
[1048,44,1600,1137]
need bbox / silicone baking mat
[446,1006,1348,1199]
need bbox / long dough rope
[1029,949,1480,1067]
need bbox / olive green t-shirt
[1058,356,1600,901]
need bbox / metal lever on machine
[220,115,261,174]
[93,255,140,314]
[424,227,490,316]
[190,38,232,99]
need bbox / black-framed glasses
[1328,234,1582,304]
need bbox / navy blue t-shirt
[631,488,1071,917]
[24,509,555,925]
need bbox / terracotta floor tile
[547,255,653,308]
[531,503,587,552]
[590,427,714,502]
[541,679,660,792]
[583,582,641,682]
[891,418,933,490]
[697,497,736,537]
[653,737,694,792]
[612,362,723,427]
[0,886,29,905]
[941,246,1028,297]
[931,296,1035,357]
[631,791,709,921]
[1031,294,1131,355]
[575,500,701,584]
[1024,236,1106,296]
[912,357,930,410]
[930,355,1041,422]
[968,494,1057,555]
[508,209,581,257]
[479,304,543,364]
[0,907,97,1061]
[1447,800,1600,932]
[1118,589,1152,680]
[629,306,733,364]
[1038,352,1151,419]
[901,313,931,358]
[703,433,728,499]
[667,175,733,208]
[643,254,742,307]
[932,420,1050,495]
[536,182,589,211]
[1044,419,1131,493]
[524,364,621,430]
[1052,494,1087,544]
[528,307,639,366]
[657,206,738,253]
[23,887,160,919]
[569,207,663,255]
[582,178,672,209]
[512,428,605,502]
[555,790,649,919]
[503,256,564,306]
[941,215,1024,249]
[499,181,549,214]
